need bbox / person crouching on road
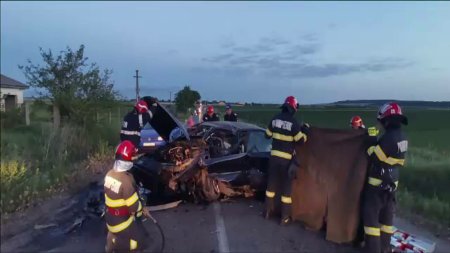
[120,99,153,148]
[264,96,309,225]
[224,104,238,122]
[104,140,151,253]
[202,105,220,122]
[363,103,408,253]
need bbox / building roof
[1,74,29,90]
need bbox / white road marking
[213,202,230,253]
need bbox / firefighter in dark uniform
[350,115,379,247]
[363,102,408,253]
[350,115,379,136]
[104,140,151,252]
[264,96,309,225]
[224,104,238,122]
[202,105,220,122]
[120,100,153,148]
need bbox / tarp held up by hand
[289,127,374,244]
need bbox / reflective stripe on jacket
[104,169,143,233]
[265,112,307,160]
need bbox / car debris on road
[391,228,436,253]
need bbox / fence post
[25,102,30,126]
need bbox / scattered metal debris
[34,223,58,230]
[63,217,85,234]
[148,200,183,212]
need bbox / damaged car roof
[200,121,264,133]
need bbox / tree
[174,85,201,113]
[19,45,117,128]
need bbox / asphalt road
[14,198,449,253]
[16,198,356,253]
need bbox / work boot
[381,232,393,253]
[280,217,292,226]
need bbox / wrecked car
[139,123,166,153]
[131,104,271,204]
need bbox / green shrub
[0,118,119,213]
[397,189,450,227]
[0,107,25,129]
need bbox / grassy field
[219,105,450,227]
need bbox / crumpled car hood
[150,103,190,142]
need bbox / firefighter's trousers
[265,157,292,219]
[362,185,396,253]
[105,219,148,253]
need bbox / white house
[1,74,29,111]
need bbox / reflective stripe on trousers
[270,150,292,160]
[107,216,135,233]
[120,130,141,136]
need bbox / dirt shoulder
[0,157,111,251]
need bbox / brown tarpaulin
[290,127,373,244]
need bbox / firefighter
[350,115,379,137]
[202,105,220,122]
[264,96,309,225]
[120,100,152,148]
[363,102,408,253]
[350,116,366,129]
[104,140,151,252]
[224,104,238,122]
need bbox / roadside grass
[0,103,122,214]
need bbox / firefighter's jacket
[224,112,238,122]
[120,110,151,147]
[265,112,307,160]
[367,127,408,189]
[104,169,143,234]
[202,113,220,122]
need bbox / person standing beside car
[264,96,309,225]
[224,104,238,122]
[202,105,220,122]
[120,99,155,148]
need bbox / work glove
[141,96,158,107]
[142,96,158,118]
[378,168,397,192]
[142,206,151,218]
[301,123,311,136]
[367,127,379,137]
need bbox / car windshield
[246,131,272,153]
[206,129,238,158]
[191,124,213,137]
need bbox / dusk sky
[1,1,449,104]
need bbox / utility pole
[133,70,142,102]
[170,91,172,102]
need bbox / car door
[244,130,271,173]
[206,129,248,174]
